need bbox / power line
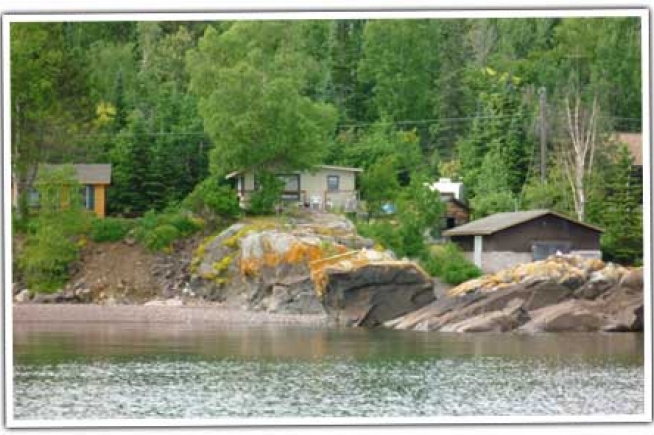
[49,113,641,139]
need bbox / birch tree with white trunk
[558,92,600,222]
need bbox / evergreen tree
[597,144,643,264]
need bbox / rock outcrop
[387,255,643,334]
[189,212,379,315]
[311,250,436,326]
[189,212,436,321]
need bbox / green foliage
[457,67,532,205]
[468,147,517,218]
[10,19,643,268]
[89,217,134,242]
[359,20,441,134]
[187,22,338,178]
[247,173,284,215]
[360,156,400,218]
[595,144,643,264]
[521,163,575,215]
[423,243,482,285]
[143,224,180,252]
[16,193,95,291]
[356,220,404,256]
[182,176,240,218]
[358,173,444,259]
[130,209,202,251]
[18,221,79,292]
[162,213,202,237]
[394,174,445,257]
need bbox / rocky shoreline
[387,255,644,333]
[12,213,645,334]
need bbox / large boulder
[189,213,375,314]
[317,251,436,327]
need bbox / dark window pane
[327,175,339,191]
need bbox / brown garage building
[442,210,603,273]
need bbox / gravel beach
[12,304,330,326]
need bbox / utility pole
[538,87,547,183]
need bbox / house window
[28,189,40,207]
[277,174,301,201]
[327,175,340,192]
[446,217,456,229]
[79,185,95,210]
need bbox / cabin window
[277,174,300,201]
[28,189,40,207]
[446,217,456,229]
[532,241,571,261]
[79,185,95,210]
[327,175,340,191]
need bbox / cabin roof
[225,164,363,179]
[442,210,603,236]
[39,164,112,184]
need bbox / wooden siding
[445,199,470,226]
[483,214,600,252]
[450,214,601,254]
[94,184,106,218]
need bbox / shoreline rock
[386,255,644,334]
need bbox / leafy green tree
[457,67,532,199]
[358,20,443,152]
[469,145,516,218]
[10,23,66,218]
[182,176,240,219]
[327,20,366,123]
[521,162,575,215]
[360,156,400,218]
[395,173,445,256]
[187,22,338,178]
[336,123,423,177]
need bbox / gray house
[226,165,362,211]
[442,210,603,273]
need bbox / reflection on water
[13,323,644,420]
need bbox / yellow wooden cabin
[14,164,112,218]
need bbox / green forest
[10,17,644,290]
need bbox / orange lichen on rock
[240,257,260,277]
[448,255,620,298]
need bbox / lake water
[13,323,645,421]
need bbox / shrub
[19,223,79,291]
[161,213,202,237]
[183,177,240,218]
[423,243,482,285]
[15,204,92,292]
[356,220,404,256]
[247,173,284,215]
[143,224,180,252]
[89,218,133,242]
[12,213,30,234]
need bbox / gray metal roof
[39,164,112,184]
[442,209,602,236]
